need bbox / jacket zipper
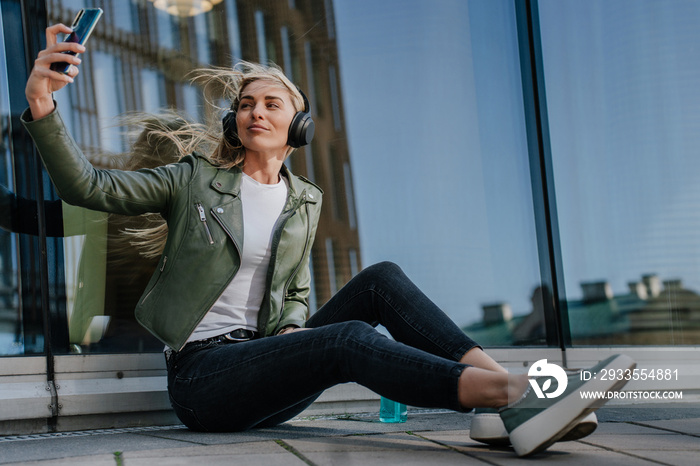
[195,202,215,244]
[281,199,312,317]
[141,255,168,304]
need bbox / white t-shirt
[187,172,288,342]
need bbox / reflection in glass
[41,0,359,353]
[539,0,700,344]
[335,0,543,346]
[0,12,21,354]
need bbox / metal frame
[514,0,571,355]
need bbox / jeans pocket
[169,394,209,432]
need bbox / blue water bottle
[379,396,407,423]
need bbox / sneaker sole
[470,412,597,446]
[509,354,636,457]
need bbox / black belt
[166,329,260,365]
[202,328,260,344]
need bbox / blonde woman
[22,24,634,457]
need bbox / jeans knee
[337,320,375,337]
[360,261,404,285]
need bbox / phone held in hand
[50,8,103,74]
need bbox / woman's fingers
[38,41,86,60]
[66,64,80,79]
[29,63,74,85]
[45,23,72,48]
[36,51,82,67]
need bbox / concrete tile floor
[1,408,699,466]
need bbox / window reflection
[336,0,543,345]
[6,0,697,357]
[41,0,360,353]
[0,10,21,355]
[539,0,700,345]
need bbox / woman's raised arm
[25,24,85,120]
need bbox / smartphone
[50,8,103,74]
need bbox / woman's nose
[251,104,264,119]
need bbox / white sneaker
[470,409,598,446]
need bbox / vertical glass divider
[514,0,571,359]
[19,0,58,419]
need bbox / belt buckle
[223,329,252,342]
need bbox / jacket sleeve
[274,195,322,333]
[20,106,193,217]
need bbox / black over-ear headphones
[222,87,315,149]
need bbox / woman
[23,24,634,457]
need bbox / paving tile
[419,429,600,451]
[3,441,302,466]
[112,440,305,466]
[284,432,444,453]
[285,432,470,465]
[594,422,679,435]
[125,439,291,457]
[3,455,116,466]
[637,450,700,466]
[582,433,700,451]
[145,417,415,445]
[418,429,669,465]
[635,417,700,435]
[0,433,190,464]
[300,450,476,466]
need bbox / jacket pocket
[141,254,167,305]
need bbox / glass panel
[539,0,700,345]
[38,0,366,353]
[0,1,54,356]
[36,0,543,353]
[44,0,214,353]
[0,8,21,355]
[335,0,543,345]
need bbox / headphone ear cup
[287,111,315,148]
[222,111,240,147]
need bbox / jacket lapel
[209,169,244,253]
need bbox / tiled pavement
[1,406,699,465]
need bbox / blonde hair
[113,61,305,259]
[108,111,194,260]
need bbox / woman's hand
[25,24,85,120]
[277,326,312,336]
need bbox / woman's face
[236,79,296,154]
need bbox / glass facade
[2,0,365,355]
[539,0,700,345]
[0,0,696,377]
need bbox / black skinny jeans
[166,261,479,431]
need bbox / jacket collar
[210,164,317,205]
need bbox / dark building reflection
[0,0,361,354]
[464,274,700,346]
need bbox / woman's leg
[167,320,470,432]
[306,261,522,408]
[307,261,480,362]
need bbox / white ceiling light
[149,0,223,17]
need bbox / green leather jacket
[21,106,323,351]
